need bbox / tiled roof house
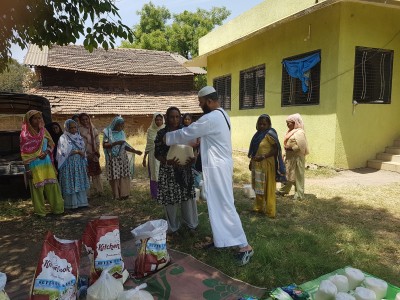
[24,44,206,133]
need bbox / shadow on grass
[230,190,400,289]
[0,181,399,293]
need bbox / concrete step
[376,152,400,163]
[393,139,400,147]
[385,146,400,155]
[367,159,400,173]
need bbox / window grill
[239,64,265,109]
[281,50,321,106]
[213,75,231,110]
[353,46,393,104]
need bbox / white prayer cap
[198,86,216,97]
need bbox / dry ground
[306,168,400,186]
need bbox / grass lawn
[0,133,399,294]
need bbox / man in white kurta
[165,86,254,265]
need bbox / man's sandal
[235,249,254,266]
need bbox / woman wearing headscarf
[154,107,198,235]
[103,116,143,200]
[79,113,103,197]
[248,114,285,218]
[277,113,309,200]
[57,119,90,209]
[142,112,164,199]
[45,122,63,170]
[71,114,80,124]
[20,110,64,217]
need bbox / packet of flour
[82,216,124,285]
[30,232,81,300]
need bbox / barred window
[213,75,231,110]
[239,64,265,109]
[281,50,321,106]
[353,46,393,104]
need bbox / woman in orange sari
[20,110,64,217]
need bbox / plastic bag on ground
[131,219,170,278]
[117,283,154,300]
[86,269,123,300]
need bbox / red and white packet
[30,232,81,300]
[82,216,124,285]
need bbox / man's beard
[202,104,211,114]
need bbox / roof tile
[29,87,203,116]
[24,45,206,76]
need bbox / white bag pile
[314,267,388,300]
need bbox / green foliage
[0,0,134,72]
[194,74,208,91]
[0,59,33,92]
[121,2,230,58]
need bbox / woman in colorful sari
[277,113,309,200]
[154,107,198,235]
[45,122,63,170]
[57,119,90,209]
[142,112,164,199]
[248,114,285,218]
[20,110,64,217]
[79,113,103,197]
[103,116,143,200]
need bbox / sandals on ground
[235,249,254,266]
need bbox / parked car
[0,92,52,198]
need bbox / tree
[0,59,35,92]
[169,8,230,58]
[0,0,134,72]
[121,3,230,58]
[121,2,171,52]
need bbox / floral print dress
[154,128,195,205]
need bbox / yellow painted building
[187,0,400,169]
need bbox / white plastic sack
[363,277,387,299]
[344,267,365,290]
[199,180,206,201]
[87,269,124,300]
[131,220,170,278]
[329,274,350,293]
[243,184,256,198]
[0,273,9,300]
[166,144,194,165]
[315,280,338,300]
[131,219,168,241]
[354,287,376,300]
[117,283,154,300]
[336,292,356,300]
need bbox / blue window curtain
[282,53,320,92]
